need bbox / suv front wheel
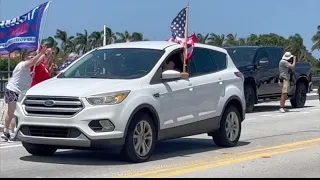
[212,106,242,147]
[122,112,157,163]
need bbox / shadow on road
[252,105,314,113]
[19,138,250,166]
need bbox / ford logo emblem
[43,100,55,107]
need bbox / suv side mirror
[162,70,181,80]
[258,58,269,67]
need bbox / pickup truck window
[256,49,269,61]
[225,47,257,67]
[266,48,282,68]
[58,48,164,79]
[190,48,217,76]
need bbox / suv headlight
[86,90,130,105]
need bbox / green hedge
[0,58,20,71]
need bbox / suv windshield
[225,47,257,67]
[58,48,164,79]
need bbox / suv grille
[23,96,83,117]
[20,126,82,138]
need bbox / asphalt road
[0,99,319,178]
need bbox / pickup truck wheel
[290,82,307,108]
[22,142,57,156]
[244,85,255,113]
[212,106,241,147]
[122,112,156,163]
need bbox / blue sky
[1,0,319,58]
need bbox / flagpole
[33,1,51,73]
[37,1,51,51]
[183,2,189,73]
[103,25,107,46]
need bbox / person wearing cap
[279,52,296,113]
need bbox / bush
[0,58,20,71]
[312,67,320,77]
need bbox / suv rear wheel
[122,112,156,163]
[212,106,241,147]
[22,142,57,156]
[290,82,307,108]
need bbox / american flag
[170,8,187,40]
[169,7,197,61]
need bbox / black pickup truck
[224,46,313,113]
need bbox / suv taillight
[309,73,312,81]
[234,72,244,81]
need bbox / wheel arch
[244,77,257,103]
[220,95,245,122]
[296,75,309,90]
[124,104,160,140]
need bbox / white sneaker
[279,108,286,113]
[9,133,16,141]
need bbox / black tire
[122,112,157,163]
[244,84,255,113]
[22,142,57,156]
[290,82,307,108]
[212,106,242,147]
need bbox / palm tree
[312,25,320,52]
[224,33,239,46]
[207,33,225,47]
[75,30,90,54]
[89,31,103,49]
[131,32,144,41]
[115,31,131,43]
[246,34,260,45]
[42,36,60,53]
[103,27,117,45]
[197,33,209,44]
[285,34,308,61]
[54,29,74,56]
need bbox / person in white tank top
[1,47,51,141]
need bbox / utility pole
[0,0,2,21]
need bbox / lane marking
[0,144,22,149]
[274,115,284,117]
[149,144,317,178]
[116,138,320,178]
[306,109,319,112]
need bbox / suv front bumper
[15,99,132,151]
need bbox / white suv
[15,41,245,163]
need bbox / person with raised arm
[1,47,49,141]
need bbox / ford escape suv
[15,41,246,163]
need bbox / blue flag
[0,2,50,55]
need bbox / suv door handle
[153,93,160,98]
[218,78,223,85]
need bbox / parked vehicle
[15,41,246,163]
[224,46,312,113]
